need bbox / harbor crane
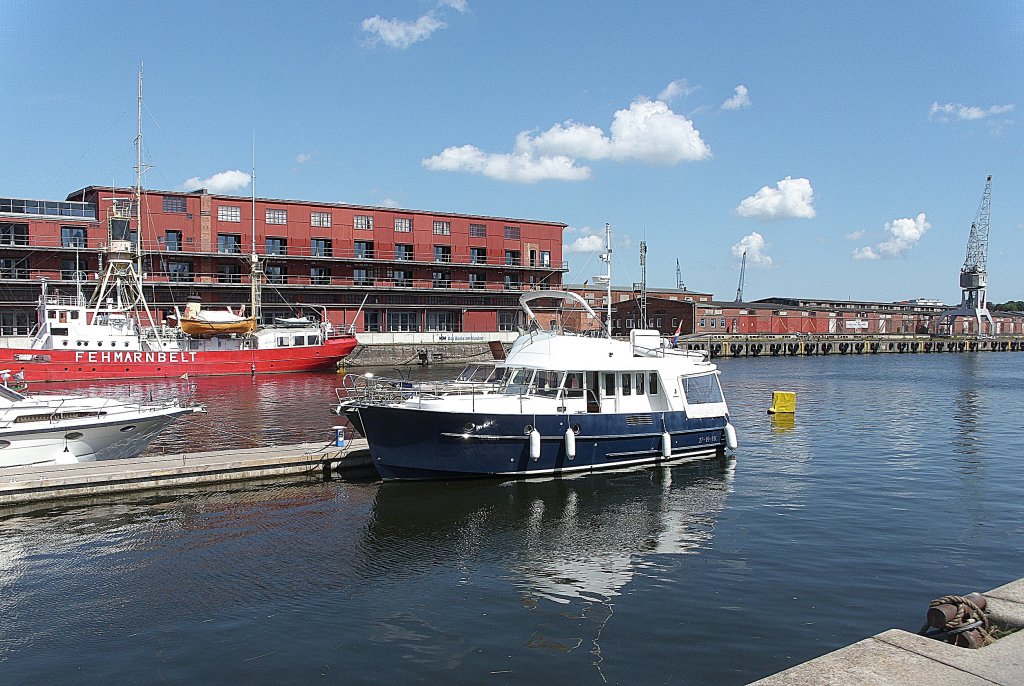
[676,258,685,291]
[735,250,747,302]
[937,175,994,336]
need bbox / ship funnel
[184,295,202,319]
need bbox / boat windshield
[680,373,724,405]
[0,385,27,401]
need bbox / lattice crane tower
[938,176,994,336]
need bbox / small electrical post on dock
[767,391,796,415]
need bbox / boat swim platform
[748,577,1024,685]
[0,440,373,508]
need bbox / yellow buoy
[767,391,796,414]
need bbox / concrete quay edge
[748,578,1024,685]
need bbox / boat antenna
[598,222,612,337]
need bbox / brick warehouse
[0,188,567,336]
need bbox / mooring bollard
[920,592,994,648]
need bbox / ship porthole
[572,424,581,435]
[119,425,137,433]
[65,432,84,440]
[523,424,533,435]
[463,422,475,433]
[0,440,10,449]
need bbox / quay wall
[674,334,1024,359]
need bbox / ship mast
[91,65,164,347]
[249,138,262,325]
[597,222,612,337]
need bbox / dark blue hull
[356,406,728,481]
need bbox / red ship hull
[0,336,358,382]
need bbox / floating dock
[0,440,373,508]
[750,577,1024,685]
[676,334,1024,359]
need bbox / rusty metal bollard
[920,592,994,648]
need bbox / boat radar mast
[937,175,994,336]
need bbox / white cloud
[422,145,590,183]
[565,234,605,253]
[736,176,816,221]
[731,232,772,267]
[182,169,251,194]
[721,84,750,110]
[380,198,400,208]
[853,213,930,260]
[295,153,312,163]
[929,102,1014,121]
[360,1,467,49]
[424,96,710,182]
[658,79,695,102]
[845,230,866,240]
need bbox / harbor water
[1,354,1023,684]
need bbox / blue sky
[2,1,1022,303]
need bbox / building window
[392,269,412,287]
[354,215,373,231]
[469,223,487,238]
[266,237,287,256]
[433,221,451,235]
[394,217,412,232]
[426,310,458,332]
[0,223,29,246]
[469,272,486,289]
[218,263,241,283]
[60,226,87,248]
[699,318,706,327]
[504,226,521,240]
[0,258,27,279]
[363,310,381,333]
[163,196,187,213]
[354,241,374,259]
[433,245,451,263]
[470,247,487,264]
[218,233,241,253]
[164,230,182,251]
[310,266,331,285]
[503,274,520,290]
[432,271,451,288]
[311,238,332,257]
[387,311,419,332]
[61,258,88,281]
[540,251,551,267]
[218,206,241,222]
[265,264,287,284]
[311,211,331,228]
[353,268,374,286]
[504,250,520,266]
[168,261,193,283]
[394,244,414,261]
[710,318,716,327]
[720,318,726,328]
[498,311,518,331]
[265,208,287,225]
[626,318,634,328]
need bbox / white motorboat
[345,226,738,481]
[0,385,205,468]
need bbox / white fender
[661,431,672,458]
[564,427,576,459]
[724,422,738,450]
[530,428,541,459]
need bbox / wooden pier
[0,440,373,508]
[675,334,1024,359]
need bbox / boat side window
[603,373,615,397]
[533,370,562,398]
[649,373,659,395]
[503,368,533,394]
[69,310,79,320]
[277,336,289,347]
[564,372,584,398]
[456,365,479,382]
[636,372,645,395]
[293,336,304,346]
[680,373,724,405]
[469,365,493,382]
[621,373,632,396]
[48,311,56,319]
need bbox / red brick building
[0,189,567,335]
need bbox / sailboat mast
[135,64,144,276]
[601,223,612,338]
[249,138,262,324]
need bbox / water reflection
[359,460,733,671]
